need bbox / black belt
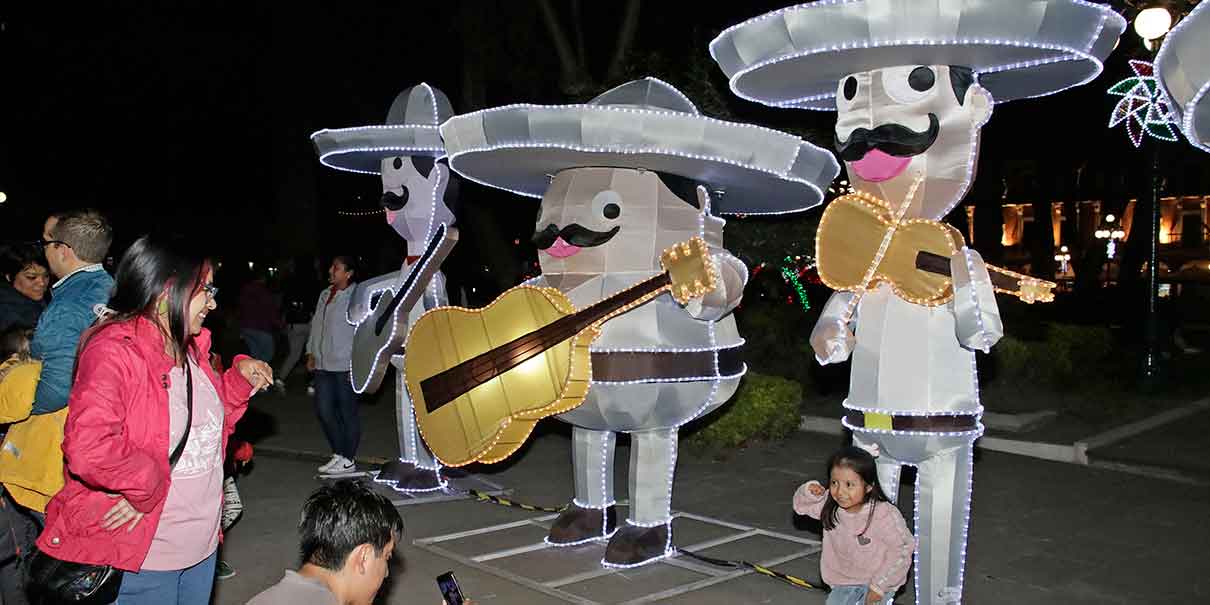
[590,348,743,382]
[846,411,979,432]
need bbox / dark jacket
[0,281,47,332]
[31,266,114,414]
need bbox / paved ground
[211,374,1210,604]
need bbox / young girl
[793,445,915,605]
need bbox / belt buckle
[864,412,893,430]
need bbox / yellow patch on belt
[864,412,893,430]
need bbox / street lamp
[1135,6,1173,41]
[1054,245,1072,275]
[1094,214,1127,259]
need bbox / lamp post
[1134,4,1173,386]
[1054,245,1072,275]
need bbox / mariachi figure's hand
[810,318,855,364]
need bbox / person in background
[239,268,283,366]
[246,480,403,605]
[0,325,43,605]
[35,233,273,605]
[305,256,360,475]
[30,209,115,416]
[274,257,316,394]
[0,243,50,332]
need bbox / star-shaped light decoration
[1108,60,1180,148]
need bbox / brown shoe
[547,502,617,545]
[603,523,671,566]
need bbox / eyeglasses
[202,283,219,301]
[34,239,72,249]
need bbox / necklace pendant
[857,535,871,545]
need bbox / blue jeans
[828,585,892,605]
[314,370,360,459]
[116,550,217,605]
[240,329,276,364]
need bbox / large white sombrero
[311,83,454,174]
[1156,1,1210,152]
[438,78,840,215]
[710,0,1126,110]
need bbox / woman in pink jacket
[35,234,273,605]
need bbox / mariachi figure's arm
[949,247,1004,352]
[423,270,448,310]
[683,250,746,321]
[346,269,403,325]
[809,291,857,365]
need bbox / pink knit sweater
[793,481,915,596]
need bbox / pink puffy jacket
[36,317,255,571]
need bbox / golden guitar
[406,237,718,467]
[816,192,1055,306]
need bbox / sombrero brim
[711,0,1125,110]
[311,125,445,175]
[1157,1,1210,153]
[439,104,840,215]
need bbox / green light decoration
[1108,60,1180,148]
[780,255,812,312]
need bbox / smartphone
[436,571,465,605]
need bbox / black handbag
[29,362,194,604]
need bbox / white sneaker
[318,454,342,473]
[306,384,316,396]
[327,456,355,475]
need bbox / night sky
[2,1,1205,293]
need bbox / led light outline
[1154,0,1210,152]
[708,1,1124,110]
[440,104,839,216]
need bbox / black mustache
[835,113,940,162]
[532,223,621,249]
[380,189,409,210]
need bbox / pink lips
[848,149,913,182]
[544,237,581,258]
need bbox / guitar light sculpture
[310,83,460,492]
[435,78,838,567]
[713,2,1122,603]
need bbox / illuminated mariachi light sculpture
[712,2,1122,603]
[310,83,461,492]
[430,77,839,567]
[1155,0,1210,153]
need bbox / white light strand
[349,219,448,394]
[1154,0,1210,152]
[843,403,985,417]
[445,140,826,216]
[337,208,386,217]
[962,247,993,353]
[318,146,446,176]
[591,341,745,354]
[420,83,441,126]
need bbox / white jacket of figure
[528,249,747,432]
[305,285,356,372]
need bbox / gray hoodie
[305,285,355,372]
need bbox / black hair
[655,172,706,209]
[950,66,976,105]
[0,325,33,361]
[820,446,890,531]
[299,480,404,570]
[87,233,212,366]
[331,255,360,282]
[1,243,49,283]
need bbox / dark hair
[92,233,212,365]
[950,66,976,105]
[1,243,49,283]
[331,255,360,282]
[0,325,34,361]
[51,209,113,263]
[820,446,890,531]
[656,171,707,209]
[299,480,404,570]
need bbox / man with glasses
[30,209,114,415]
[0,210,114,605]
